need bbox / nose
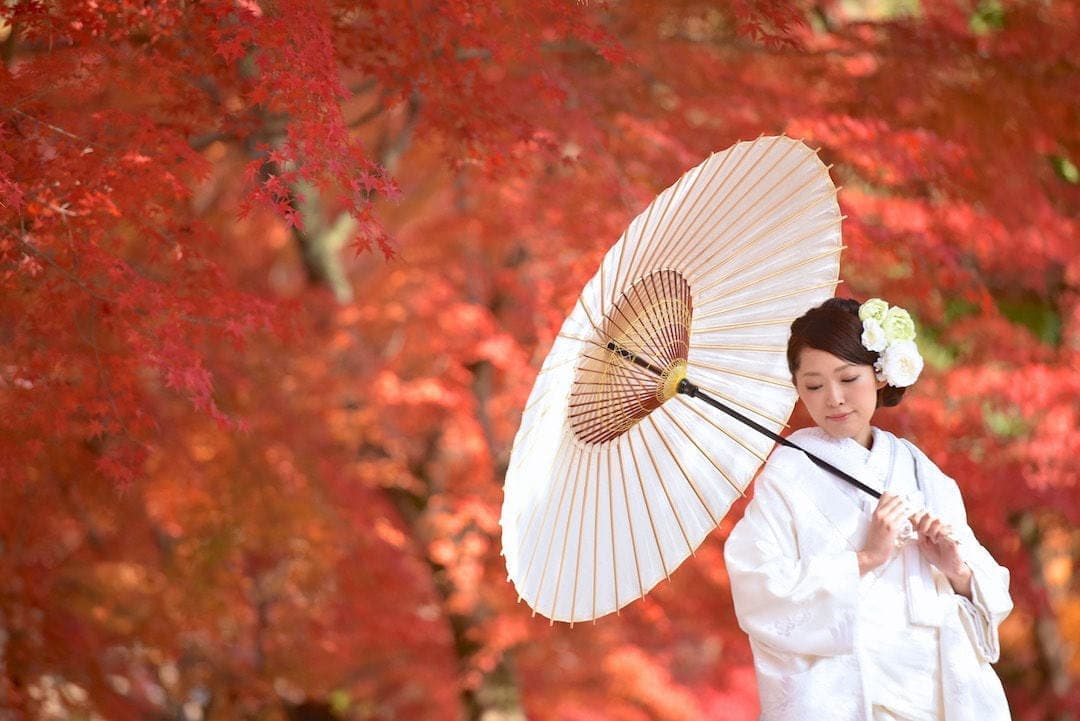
[827,384,845,407]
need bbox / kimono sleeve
[909,442,1013,663]
[724,456,862,657]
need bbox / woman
[724,297,1013,721]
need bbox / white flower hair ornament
[858,298,924,387]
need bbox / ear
[875,378,888,391]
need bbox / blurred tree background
[1,1,1077,720]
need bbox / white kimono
[724,427,1013,721]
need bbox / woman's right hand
[857,492,910,574]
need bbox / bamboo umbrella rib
[706,246,843,304]
[519,434,579,600]
[569,393,647,427]
[659,271,687,361]
[593,442,604,619]
[691,343,785,352]
[669,137,801,271]
[650,136,782,272]
[616,441,646,600]
[549,445,589,622]
[571,377,656,391]
[524,444,578,613]
[647,413,721,527]
[693,280,839,323]
[557,331,628,358]
[637,153,741,279]
[609,229,631,303]
[633,176,694,287]
[637,423,696,562]
[658,402,745,498]
[626,433,672,581]
[514,452,575,579]
[568,364,652,404]
[651,273,689,362]
[670,139,811,273]
[512,380,568,443]
[625,285,680,365]
[712,210,842,286]
[616,194,661,295]
[690,380,792,428]
[577,294,609,346]
[693,317,798,332]
[599,240,608,318]
[672,396,770,466]
[532,351,582,381]
[675,154,835,277]
[683,188,838,283]
[696,240,843,301]
[568,450,594,625]
[605,443,620,613]
[640,139,769,280]
[613,272,667,352]
[573,349,657,388]
[692,361,792,388]
[619,173,682,293]
[634,273,671,364]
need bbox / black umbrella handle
[676,378,881,499]
[604,341,880,499]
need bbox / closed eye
[805,384,822,391]
[841,377,858,383]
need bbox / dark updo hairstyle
[786,297,907,408]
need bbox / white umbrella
[501,135,846,624]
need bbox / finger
[913,512,933,532]
[877,493,904,510]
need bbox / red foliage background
[1,1,1077,720]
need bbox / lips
[826,412,851,422]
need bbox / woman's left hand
[912,511,973,598]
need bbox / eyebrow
[798,363,855,378]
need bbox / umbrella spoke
[614,441,646,602]
[528,446,583,614]
[647,413,721,527]
[636,424,696,562]
[626,432,672,581]
[693,280,840,323]
[685,380,792,428]
[679,152,835,278]
[673,395,770,467]
[670,136,803,273]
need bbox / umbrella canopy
[501,135,843,623]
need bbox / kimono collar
[789,426,895,495]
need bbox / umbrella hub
[568,269,692,445]
[658,358,688,403]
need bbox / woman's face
[793,347,885,449]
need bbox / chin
[821,428,854,440]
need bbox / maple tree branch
[376,90,423,172]
[4,106,97,149]
[16,239,112,304]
